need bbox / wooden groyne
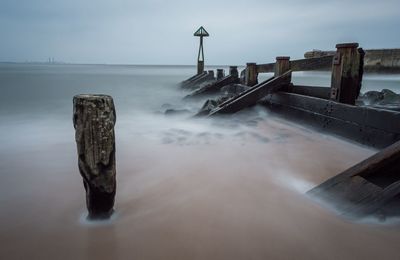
[187,43,400,149]
[179,41,400,219]
[184,67,239,99]
[180,70,215,90]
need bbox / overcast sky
[1,0,399,65]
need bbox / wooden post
[208,70,215,79]
[245,62,258,87]
[330,43,365,105]
[73,94,117,219]
[197,61,204,75]
[217,69,225,80]
[275,56,291,86]
[229,66,239,78]
[275,56,291,76]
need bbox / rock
[381,89,400,104]
[196,97,230,116]
[359,89,400,109]
[73,94,116,220]
[359,90,384,105]
[195,84,250,116]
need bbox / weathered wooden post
[229,66,239,78]
[245,62,258,87]
[208,70,215,79]
[330,43,365,105]
[217,69,225,80]
[275,56,291,76]
[275,56,292,87]
[73,94,117,219]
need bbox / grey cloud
[0,0,399,64]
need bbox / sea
[0,63,400,259]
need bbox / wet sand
[1,111,399,260]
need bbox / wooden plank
[265,92,400,134]
[256,55,334,73]
[209,71,291,116]
[257,63,274,73]
[307,140,400,217]
[290,55,334,71]
[181,72,214,90]
[184,75,238,99]
[290,85,330,99]
[180,72,206,87]
[262,92,400,148]
[310,140,400,191]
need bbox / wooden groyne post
[229,66,239,78]
[73,94,117,219]
[275,56,292,87]
[217,69,225,80]
[245,62,258,86]
[275,56,291,77]
[330,43,365,105]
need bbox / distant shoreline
[0,61,243,68]
[1,62,400,74]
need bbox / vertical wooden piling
[245,62,258,87]
[330,43,365,105]
[275,56,291,76]
[208,70,215,79]
[73,94,117,219]
[275,56,291,86]
[198,61,204,75]
[229,66,239,78]
[217,69,225,80]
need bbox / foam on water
[79,211,118,227]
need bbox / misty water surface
[0,64,400,259]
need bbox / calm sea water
[0,63,400,259]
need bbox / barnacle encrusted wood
[73,94,116,219]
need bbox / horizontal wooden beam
[262,92,400,148]
[257,63,275,73]
[184,75,239,99]
[256,55,334,73]
[290,85,331,99]
[209,71,292,116]
[290,55,334,71]
[179,72,207,87]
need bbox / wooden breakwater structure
[179,42,400,219]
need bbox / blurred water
[0,63,399,260]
